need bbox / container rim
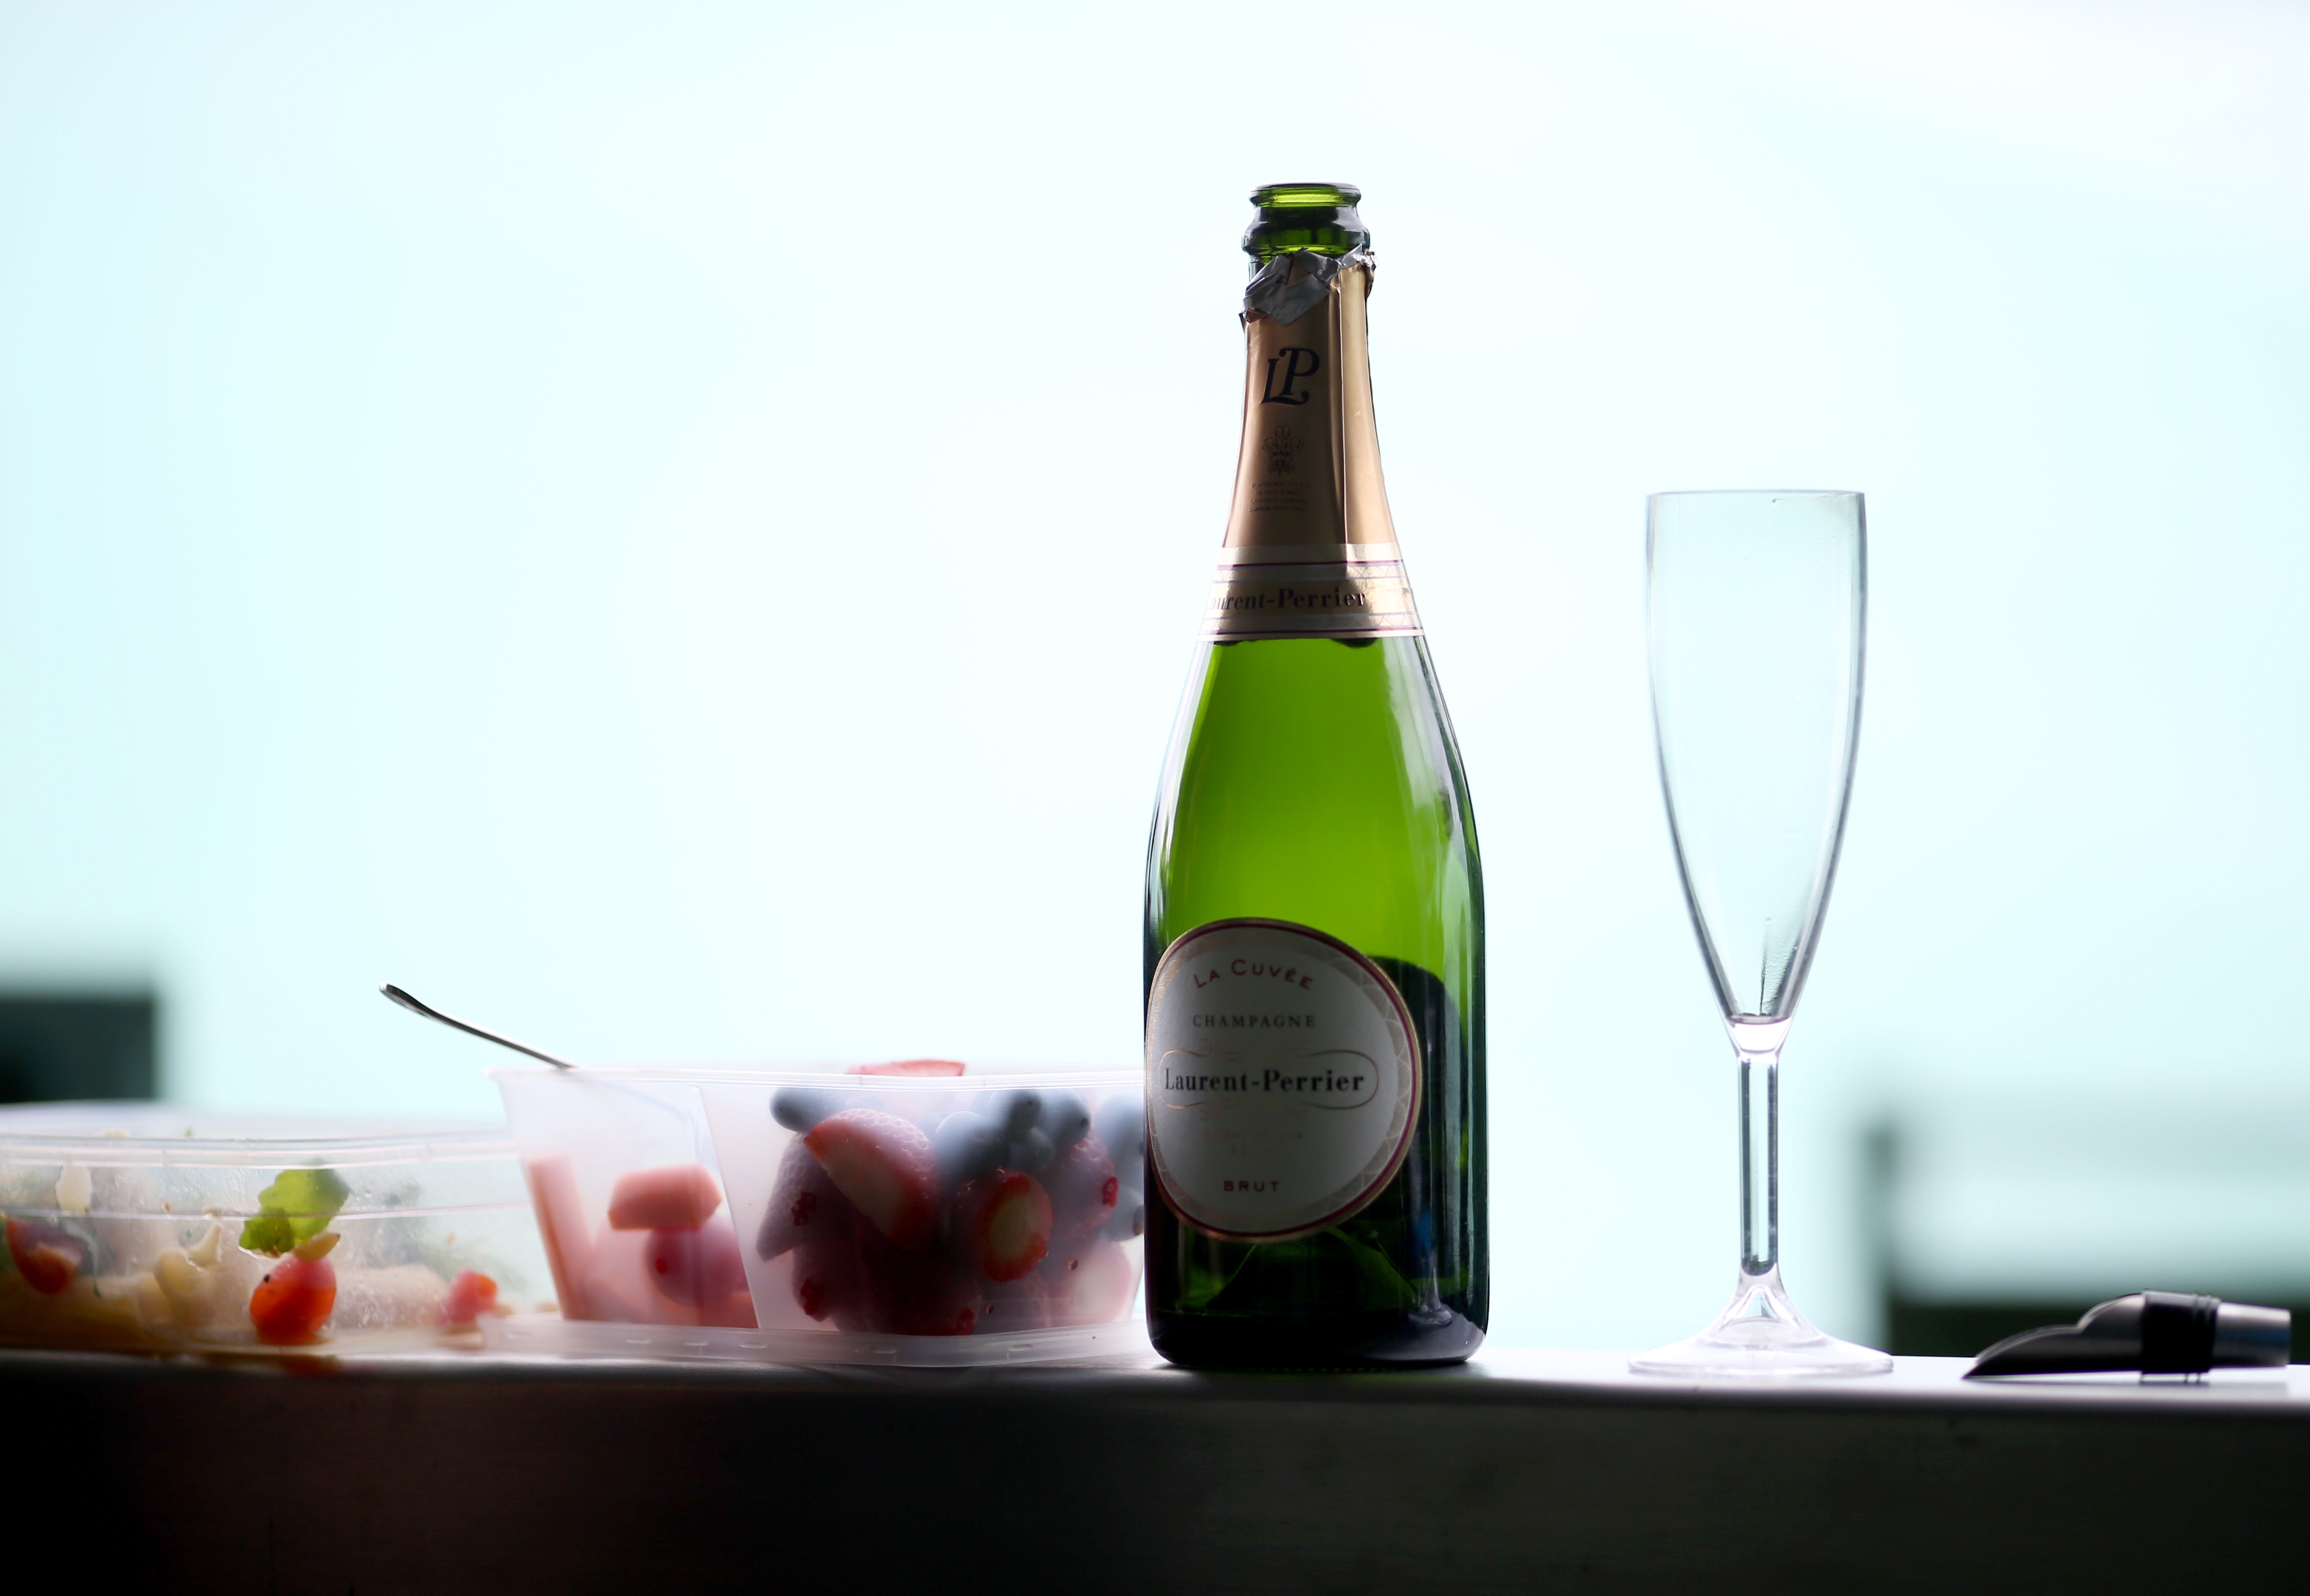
[0,1104,518,1167]
[488,1063,1143,1091]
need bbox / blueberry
[1041,1090,1091,1150]
[1006,1127,1054,1174]
[932,1111,1005,1187]
[994,1090,1043,1138]
[1093,1096,1146,1157]
[1105,1200,1146,1240]
[770,1087,842,1134]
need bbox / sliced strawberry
[845,1058,966,1077]
[607,1163,724,1232]
[954,1171,1052,1283]
[1104,1198,1146,1241]
[981,1268,1053,1331]
[5,1216,87,1297]
[756,1135,853,1259]
[249,1253,338,1345]
[802,1110,940,1249]
[853,1225,984,1336]
[439,1269,500,1329]
[1045,1134,1120,1244]
[643,1217,748,1307]
[1040,1239,1138,1327]
[791,1231,862,1327]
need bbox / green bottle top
[1242,182,1369,265]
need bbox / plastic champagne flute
[1630,490,1892,1377]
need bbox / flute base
[1631,1266,1892,1377]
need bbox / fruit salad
[502,1063,1147,1340]
[521,1155,757,1327]
[0,1107,549,1355]
[751,1067,1145,1337]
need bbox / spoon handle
[380,983,579,1070]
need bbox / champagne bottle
[1142,183,1486,1368]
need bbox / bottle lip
[1243,183,1370,264]
[1251,182,1362,211]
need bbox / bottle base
[1147,1307,1484,1371]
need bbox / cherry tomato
[249,1254,337,1345]
[439,1269,500,1329]
[5,1216,86,1296]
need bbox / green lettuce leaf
[238,1166,351,1256]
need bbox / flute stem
[1626,1014,1890,1374]
[1729,1017,1790,1280]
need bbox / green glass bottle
[1142,183,1487,1368]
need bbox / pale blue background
[2,0,2306,1350]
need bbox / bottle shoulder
[1168,636,1465,801]
[1148,635,1480,957]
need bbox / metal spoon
[379,983,578,1070]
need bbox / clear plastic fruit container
[0,1103,551,1355]
[490,1063,1147,1365]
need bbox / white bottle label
[1145,919,1421,1241]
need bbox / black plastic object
[1966,1291,2291,1377]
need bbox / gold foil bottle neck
[1224,261,1395,557]
[1204,258,1417,641]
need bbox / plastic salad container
[491,1062,1147,1364]
[0,1103,550,1355]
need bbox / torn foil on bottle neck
[1243,246,1374,327]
